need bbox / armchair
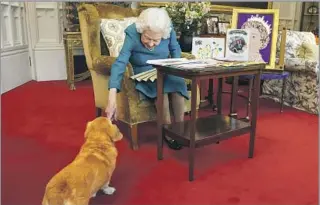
[262,30,319,114]
[77,3,200,150]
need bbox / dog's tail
[42,181,73,205]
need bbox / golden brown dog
[42,117,123,205]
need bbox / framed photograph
[231,9,279,69]
[191,37,226,59]
[206,15,219,34]
[217,21,230,35]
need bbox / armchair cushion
[276,30,316,59]
[100,17,137,57]
[296,42,319,61]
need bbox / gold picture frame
[231,9,280,69]
[139,2,273,13]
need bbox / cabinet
[300,2,319,32]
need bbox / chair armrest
[284,58,318,74]
[92,55,134,76]
[181,52,195,60]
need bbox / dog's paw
[102,186,116,195]
[91,192,97,198]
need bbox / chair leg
[129,124,139,150]
[280,77,287,113]
[96,108,102,117]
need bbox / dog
[42,117,123,205]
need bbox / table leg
[64,41,76,90]
[189,77,198,181]
[245,78,253,121]
[208,79,217,111]
[207,79,213,105]
[217,78,223,115]
[229,76,238,117]
[157,71,164,160]
[248,71,261,158]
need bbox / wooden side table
[154,62,265,181]
[63,31,91,90]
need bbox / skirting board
[1,50,32,94]
[34,48,67,81]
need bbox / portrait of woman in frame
[231,9,279,69]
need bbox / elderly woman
[105,8,188,150]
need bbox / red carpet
[1,80,318,205]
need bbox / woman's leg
[161,94,171,124]
[171,92,185,123]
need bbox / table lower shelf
[163,115,251,148]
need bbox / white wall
[1,2,32,94]
[272,2,302,31]
[1,2,303,94]
[26,2,67,81]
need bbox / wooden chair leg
[129,124,138,150]
[96,107,102,117]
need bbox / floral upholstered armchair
[77,3,200,150]
[262,30,319,114]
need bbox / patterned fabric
[296,42,319,61]
[100,17,137,57]
[262,30,319,114]
[262,71,319,114]
[276,30,316,59]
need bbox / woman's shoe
[163,136,183,150]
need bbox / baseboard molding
[1,50,32,94]
[34,48,67,81]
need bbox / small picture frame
[206,15,219,34]
[218,21,230,35]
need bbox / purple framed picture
[231,9,279,69]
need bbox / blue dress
[108,23,189,100]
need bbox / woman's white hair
[135,8,172,39]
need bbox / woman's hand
[105,88,117,121]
